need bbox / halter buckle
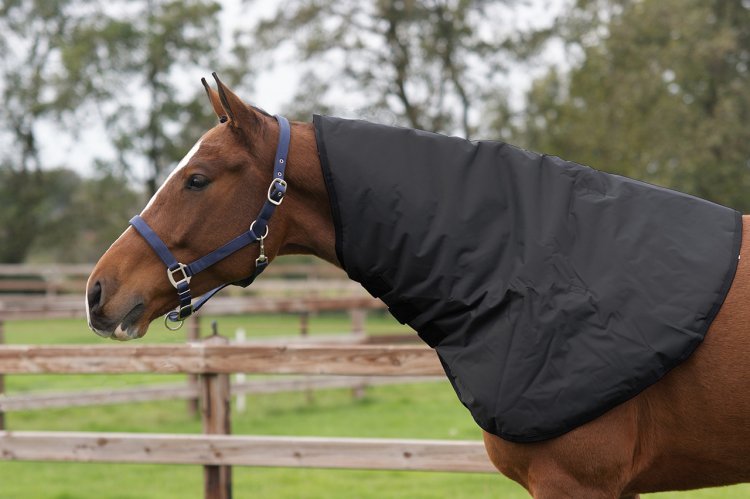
[267,177,287,206]
[167,263,191,288]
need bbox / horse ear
[201,77,226,121]
[211,72,261,132]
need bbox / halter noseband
[129,115,291,330]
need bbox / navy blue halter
[129,115,291,329]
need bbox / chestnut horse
[86,75,750,498]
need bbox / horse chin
[89,322,143,341]
[110,323,143,341]
[109,298,188,341]
[89,302,148,341]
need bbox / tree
[248,0,545,138]
[0,0,122,262]
[32,170,142,263]
[60,0,224,195]
[0,0,227,261]
[518,0,750,210]
[0,166,141,263]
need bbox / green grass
[0,314,748,498]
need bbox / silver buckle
[267,178,287,206]
[167,263,191,288]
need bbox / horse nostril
[88,280,103,312]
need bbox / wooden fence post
[350,308,366,336]
[187,315,201,418]
[299,311,310,337]
[234,328,246,413]
[349,309,368,400]
[0,319,5,430]
[201,324,232,499]
[299,310,315,404]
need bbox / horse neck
[276,120,339,267]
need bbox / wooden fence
[0,294,403,428]
[0,293,380,321]
[0,262,350,296]
[0,374,441,412]
[0,331,431,413]
[0,339,494,498]
[0,343,443,375]
[0,432,492,473]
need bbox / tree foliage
[249,0,542,137]
[518,0,750,210]
[3,0,749,263]
[0,0,111,262]
[60,0,224,195]
[0,0,224,262]
[0,168,141,263]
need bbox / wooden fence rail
[0,431,494,473]
[0,262,350,297]
[0,344,443,376]
[0,294,383,321]
[0,375,444,412]
[0,340,491,498]
[0,262,348,280]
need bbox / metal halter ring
[164,315,184,331]
[249,221,269,240]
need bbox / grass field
[0,315,748,498]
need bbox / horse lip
[91,327,114,339]
[111,303,146,341]
[121,302,145,330]
[89,302,145,340]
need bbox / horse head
[85,74,333,340]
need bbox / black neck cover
[314,114,741,442]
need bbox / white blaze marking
[142,137,204,212]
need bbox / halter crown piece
[129,115,291,330]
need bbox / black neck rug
[313,115,742,443]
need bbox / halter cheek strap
[129,114,291,329]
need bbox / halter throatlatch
[129,115,291,329]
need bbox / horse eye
[186,174,210,191]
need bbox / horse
[86,74,750,498]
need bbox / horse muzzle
[86,278,146,341]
